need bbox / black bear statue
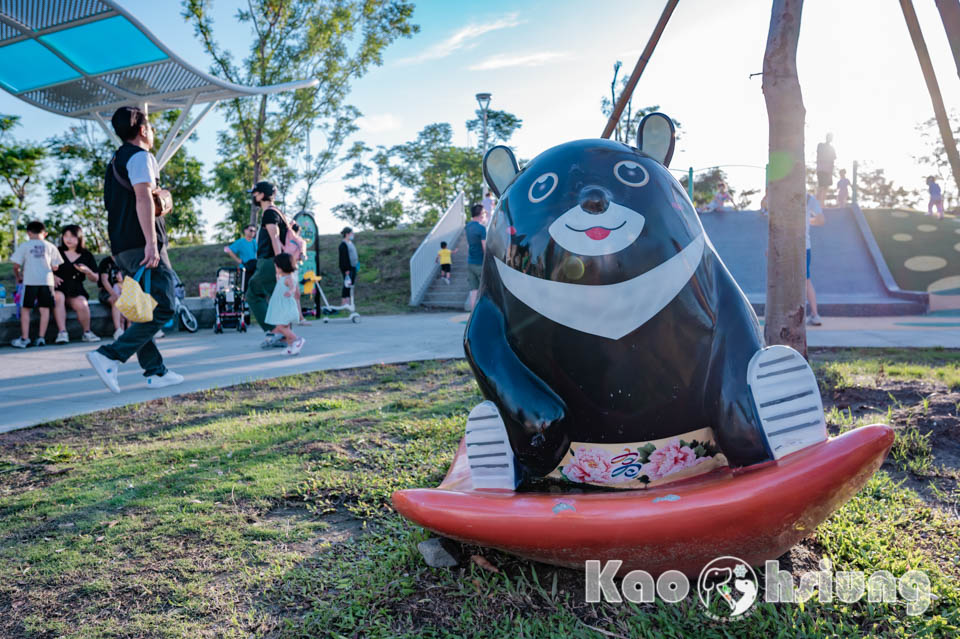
[463,113,780,490]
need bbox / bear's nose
[579,186,610,214]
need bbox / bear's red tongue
[585,226,611,240]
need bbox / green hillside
[0,229,426,316]
[862,208,960,294]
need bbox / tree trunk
[249,157,262,227]
[762,0,807,355]
[935,0,960,80]
[249,95,269,227]
[903,0,960,198]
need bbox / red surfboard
[392,424,893,576]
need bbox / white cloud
[397,14,522,64]
[468,52,567,71]
[357,113,401,133]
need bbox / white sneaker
[33,337,46,347]
[286,337,305,356]
[113,328,124,340]
[11,337,29,348]
[86,350,121,394]
[146,370,184,389]
[154,330,165,339]
[807,314,823,326]
[55,331,69,344]
[82,331,101,342]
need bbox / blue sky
[2,0,960,237]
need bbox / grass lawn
[862,208,960,294]
[0,228,426,316]
[0,350,958,638]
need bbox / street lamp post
[475,92,492,157]
[476,92,492,195]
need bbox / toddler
[435,240,458,284]
[265,253,305,355]
[836,169,850,207]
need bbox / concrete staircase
[421,233,471,310]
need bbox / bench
[0,297,216,345]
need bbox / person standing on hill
[339,227,358,307]
[926,176,944,220]
[816,133,836,205]
[836,169,850,208]
[465,203,486,311]
[482,191,496,220]
[86,106,183,393]
[247,181,290,348]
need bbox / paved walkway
[1,313,958,434]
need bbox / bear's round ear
[636,112,676,167]
[483,146,520,198]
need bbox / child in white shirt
[9,221,63,347]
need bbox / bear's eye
[614,160,649,187]
[528,172,558,203]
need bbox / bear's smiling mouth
[548,202,645,257]
[565,220,626,241]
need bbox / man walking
[816,133,836,205]
[465,203,486,311]
[86,106,183,393]
[224,225,258,291]
[246,181,289,348]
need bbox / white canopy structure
[0,0,317,168]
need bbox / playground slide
[699,207,926,316]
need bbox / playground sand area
[0,352,957,638]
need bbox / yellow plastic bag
[115,266,157,323]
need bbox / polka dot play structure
[863,208,960,295]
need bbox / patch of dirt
[315,511,365,546]
[824,378,960,518]
[301,441,350,459]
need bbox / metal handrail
[409,192,465,305]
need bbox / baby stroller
[213,266,248,333]
[301,270,360,324]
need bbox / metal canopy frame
[0,0,318,168]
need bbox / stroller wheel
[322,317,329,324]
[350,313,361,324]
[179,306,199,333]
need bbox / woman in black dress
[53,225,101,343]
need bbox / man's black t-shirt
[97,255,122,291]
[256,206,288,259]
[103,142,168,254]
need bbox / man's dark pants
[242,259,257,294]
[247,256,277,332]
[96,247,175,377]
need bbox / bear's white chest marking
[494,233,705,340]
